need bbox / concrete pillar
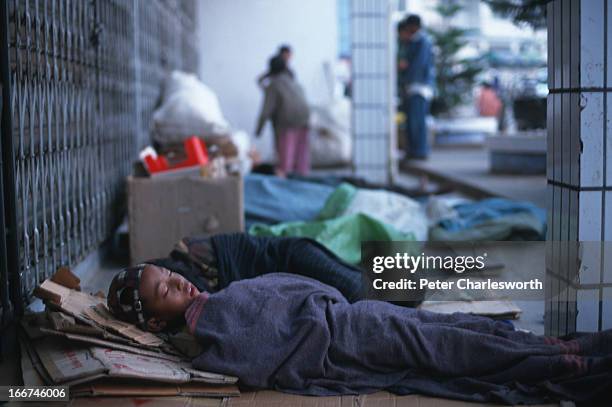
[546,0,612,335]
[351,0,396,184]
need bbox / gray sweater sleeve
[255,84,278,136]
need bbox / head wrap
[107,264,148,329]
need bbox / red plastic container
[143,136,209,175]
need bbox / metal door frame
[0,0,20,331]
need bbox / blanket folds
[190,273,611,405]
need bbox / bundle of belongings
[427,197,547,241]
[151,70,255,175]
[243,175,547,261]
[20,267,240,401]
[246,178,428,264]
[308,97,352,167]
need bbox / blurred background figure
[477,81,504,132]
[397,14,435,161]
[255,55,311,177]
[258,44,294,88]
[477,82,502,118]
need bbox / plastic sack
[309,97,352,167]
[152,71,230,145]
[228,130,254,175]
[318,183,428,241]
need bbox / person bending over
[107,268,611,405]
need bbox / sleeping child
[107,265,612,405]
[144,233,372,303]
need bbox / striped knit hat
[107,264,148,329]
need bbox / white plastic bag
[345,189,428,241]
[309,97,352,167]
[152,71,230,145]
[228,130,253,174]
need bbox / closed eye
[164,270,173,297]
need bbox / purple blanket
[188,274,611,404]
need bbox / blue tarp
[244,174,334,229]
[431,198,547,241]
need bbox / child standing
[255,55,310,177]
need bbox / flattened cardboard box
[128,174,244,264]
[228,391,558,407]
[71,380,239,398]
[28,268,239,400]
[34,277,165,348]
[32,337,237,387]
[66,397,225,406]
[21,335,238,400]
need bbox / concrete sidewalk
[400,147,547,208]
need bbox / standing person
[398,15,435,160]
[257,44,293,88]
[477,82,503,118]
[255,56,310,177]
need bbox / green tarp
[250,183,421,266]
[250,213,415,264]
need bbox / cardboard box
[128,175,244,264]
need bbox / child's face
[139,264,200,329]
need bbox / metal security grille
[1,78,13,327]
[351,0,396,184]
[0,0,199,321]
[135,0,198,147]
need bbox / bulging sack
[152,71,230,145]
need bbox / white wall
[197,0,338,160]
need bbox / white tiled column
[547,0,611,335]
[351,0,395,184]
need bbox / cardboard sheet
[35,339,107,384]
[19,337,47,386]
[20,336,238,401]
[419,300,522,319]
[21,311,159,352]
[34,278,164,347]
[228,391,558,407]
[83,303,165,347]
[51,266,82,290]
[91,347,190,383]
[39,327,184,362]
[71,379,240,398]
[35,279,103,314]
[31,336,238,387]
[67,397,225,407]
